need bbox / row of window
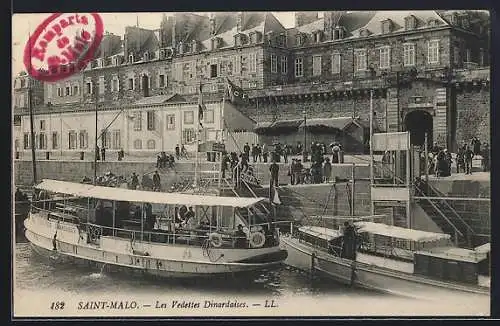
[131,110,215,131]
[49,84,80,98]
[22,130,120,150]
[293,41,440,77]
[19,131,200,151]
[82,73,167,95]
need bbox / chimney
[172,14,177,48]
[210,13,216,35]
[295,12,319,27]
[236,12,245,32]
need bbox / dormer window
[277,33,287,47]
[210,37,221,51]
[266,32,274,46]
[461,17,470,29]
[128,54,134,63]
[405,15,417,30]
[96,58,104,68]
[427,19,439,27]
[444,12,458,25]
[191,40,198,53]
[381,19,393,34]
[296,33,304,46]
[249,31,262,44]
[143,51,150,61]
[234,33,244,47]
[359,29,371,37]
[112,56,121,66]
[315,31,323,43]
[333,26,346,40]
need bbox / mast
[93,84,98,185]
[218,78,227,192]
[27,32,37,186]
[369,89,374,215]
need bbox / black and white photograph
[12,10,491,317]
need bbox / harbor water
[13,242,490,317]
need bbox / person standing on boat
[130,172,139,190]
[153,170,161,192]
[183,207,195,226]
[269,159,280,189]
[341,222,357,260]
[234,224,247,248]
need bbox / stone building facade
[13,10,491,156]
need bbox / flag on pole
[226,77,248,105]
[198,82,206,128]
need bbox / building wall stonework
[455,87,490,146]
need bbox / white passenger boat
[281,219,490,299]
[24,179,287,278]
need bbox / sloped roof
[125,26,159,55]
[295,18,324,34]
[351,11,448,37]
[200,12,272,50]
[95,34,123,58]
[133,94,185,105]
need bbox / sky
[12,12,306,78]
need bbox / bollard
[46,151,50,160]
[80,151,85,160]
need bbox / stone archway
[404,110,433,148]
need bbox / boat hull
[24,214,287,278]
[281,235,490,300]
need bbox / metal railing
[82,222,280,250]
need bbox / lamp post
[302,110,307,162]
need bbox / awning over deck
[35,179,266,208]
[354,221,451,242]
[254,117,367,134]
[298,226,343,241]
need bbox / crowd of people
[423,138,489,177]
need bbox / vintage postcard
[12,10,491,318]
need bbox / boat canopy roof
[474,242,490,254]
[298,226,343,241]
[354,221,451,242]
[35,179,267,208]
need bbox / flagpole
[218,78,227,193]
[27,30,37,186]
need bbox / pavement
[428,171,490,182]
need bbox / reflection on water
[13,243,490,317]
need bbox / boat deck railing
[83,222,280,250]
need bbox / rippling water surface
[13,242,490,317]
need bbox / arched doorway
[404,110,433,148]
